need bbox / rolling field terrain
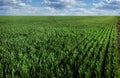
[0,16,119,78]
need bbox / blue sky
[0,0,120,15]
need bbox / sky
[0,0,120,15]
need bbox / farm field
[0,16,120,78]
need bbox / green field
[0,16,120,78]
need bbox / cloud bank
[0,0,120,15]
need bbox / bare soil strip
[117,22,120,66]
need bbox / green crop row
[0,16,119,78]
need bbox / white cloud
[0,0,120,15]
[18,3,27,7]
[44,0,87,10]
[93,0,120,10]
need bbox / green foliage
[0,16,119,78]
